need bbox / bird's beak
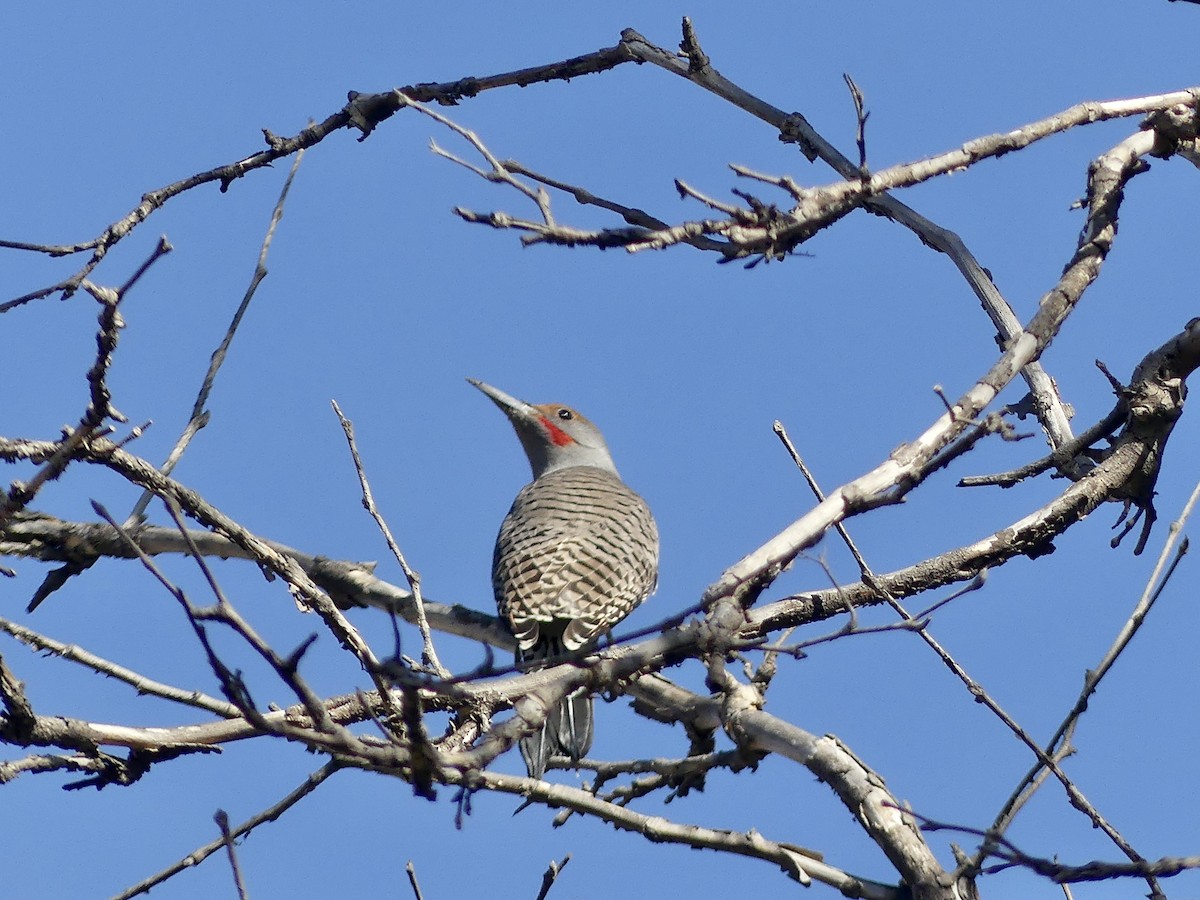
[467,378,538,423]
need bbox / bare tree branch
[110,761,341,899]
[4,21,1199,899]
[332,400,448,678]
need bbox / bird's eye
[557,408,573,420]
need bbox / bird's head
[468,378,618,479]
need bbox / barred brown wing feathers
[493,467,658,652]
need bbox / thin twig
[772,422,1146,875]
[907,805,1200,884]
[396,91,554,226]
[331,400,448,678]
[3,241,170,534]
[93,499,340,738]
[450,767,897,897]
[405,861,425,900]
[215,809,250,900]
[500,159,727,252]
[0,615,240,718]
[158,498,347,734]
[972,476,1200,887]
[126,151,306,526]
[534,854,572,900]
[110,761,340,900]
[842,73,870,176]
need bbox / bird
[468,378,659,778]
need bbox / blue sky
[3,3,1199,898]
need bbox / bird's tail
[517,637,594,779]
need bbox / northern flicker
[469,379,659,778]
